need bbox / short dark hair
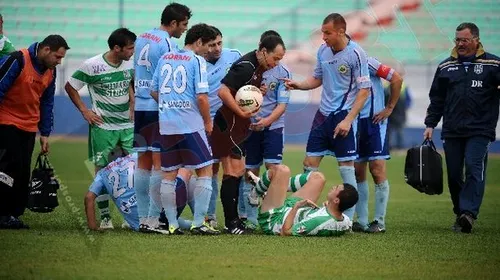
[184,23,217,45]
[258,35,285,52]
[260,30,281,42]
[161,2,192,26]
[456,22,480,38]
[210,25,222,37]
[323,13,347,31]
[107,28,136,49]
[338,183,359,212]
[38,35,70,52]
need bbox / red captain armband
[376,64,392,79]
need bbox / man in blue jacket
[424,22,500,233]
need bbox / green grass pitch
[1,139,499,279]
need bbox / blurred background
[2,0,500,151]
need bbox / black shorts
[211,106,250,159]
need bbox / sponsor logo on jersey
[338,64,348,74]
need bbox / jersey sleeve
[194,55,209,94]
[68,60,93,91]
[277,66,291,104]
[88,174,106,195]
[313,47,323,80]
[351,49,371,89]
[221,61,256,91]
[368,57,394,81]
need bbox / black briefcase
[404,139,443,195]
[27,154,60,213]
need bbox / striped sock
[255,170,271,196]
[288,172,311,192]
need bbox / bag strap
[421,139,438,151]
[34,153,44,169]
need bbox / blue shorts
[160,130,213,171]
[306,110,357,162]
[133,111,161,152]
[245,127,284,169]
[356,117,390,162]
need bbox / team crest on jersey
[269,82,277,91]
[338,64,349,74]
[123,70,131,79]
[474,64,483,74]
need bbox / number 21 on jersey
[107,161,135,198]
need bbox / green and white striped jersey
[68,53,134,130]
[291,207,352,236]
[0,34,15,58]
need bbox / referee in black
[424,22,500,233]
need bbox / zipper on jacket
[419,145,423,184]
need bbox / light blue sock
[134,168,151,221]
[178,218,192,230]
[207,176,218,219]
[238,178,247,218]
[160,179,178,228]
[355,181,369,228]
[193,176,213,227]
[339,166,357,220]
[148,170,163,218]
[374,180,390,227]
[244,180,258,225]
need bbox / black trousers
[0,125,36,217]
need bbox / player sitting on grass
[248,165,358,236]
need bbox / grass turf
[0,139,499,279]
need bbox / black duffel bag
[28,153,60,213]
[404,139,443,195]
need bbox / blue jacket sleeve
[424,67,446,128]
[38,71,56,136]
[0,52,23,102]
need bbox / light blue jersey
[152,49,209,135]
[313,41,371,116]
[359,57,395,119]
[89,154,139,231]
[256,64,291,130]
[134,28,177,111]
[207,48,242,119]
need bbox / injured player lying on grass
[247,165,358,236]
[83,147,216,234]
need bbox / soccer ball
[235,85,263,112]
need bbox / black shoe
[458,213,474,233]
[3,216,30,229]
[139,224,169,235]
[351,222,367,233]
[191,222,220,235]
[366,220,386,233]
[224,219,248,235]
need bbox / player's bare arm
[373,70,403,124]
[218,84,254,118]
[280,199,318,236]
[197,93,212,135]
[334,88,370,138]
[65,82,103,125]
[281,76,322,91]
[250,103,286,131]
[84,191,99,231]
[150,90,159,103]
[128,80,135,121]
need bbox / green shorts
[88,126,134,167]
[258,196,302,235]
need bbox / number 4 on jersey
[137,44,151,72]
